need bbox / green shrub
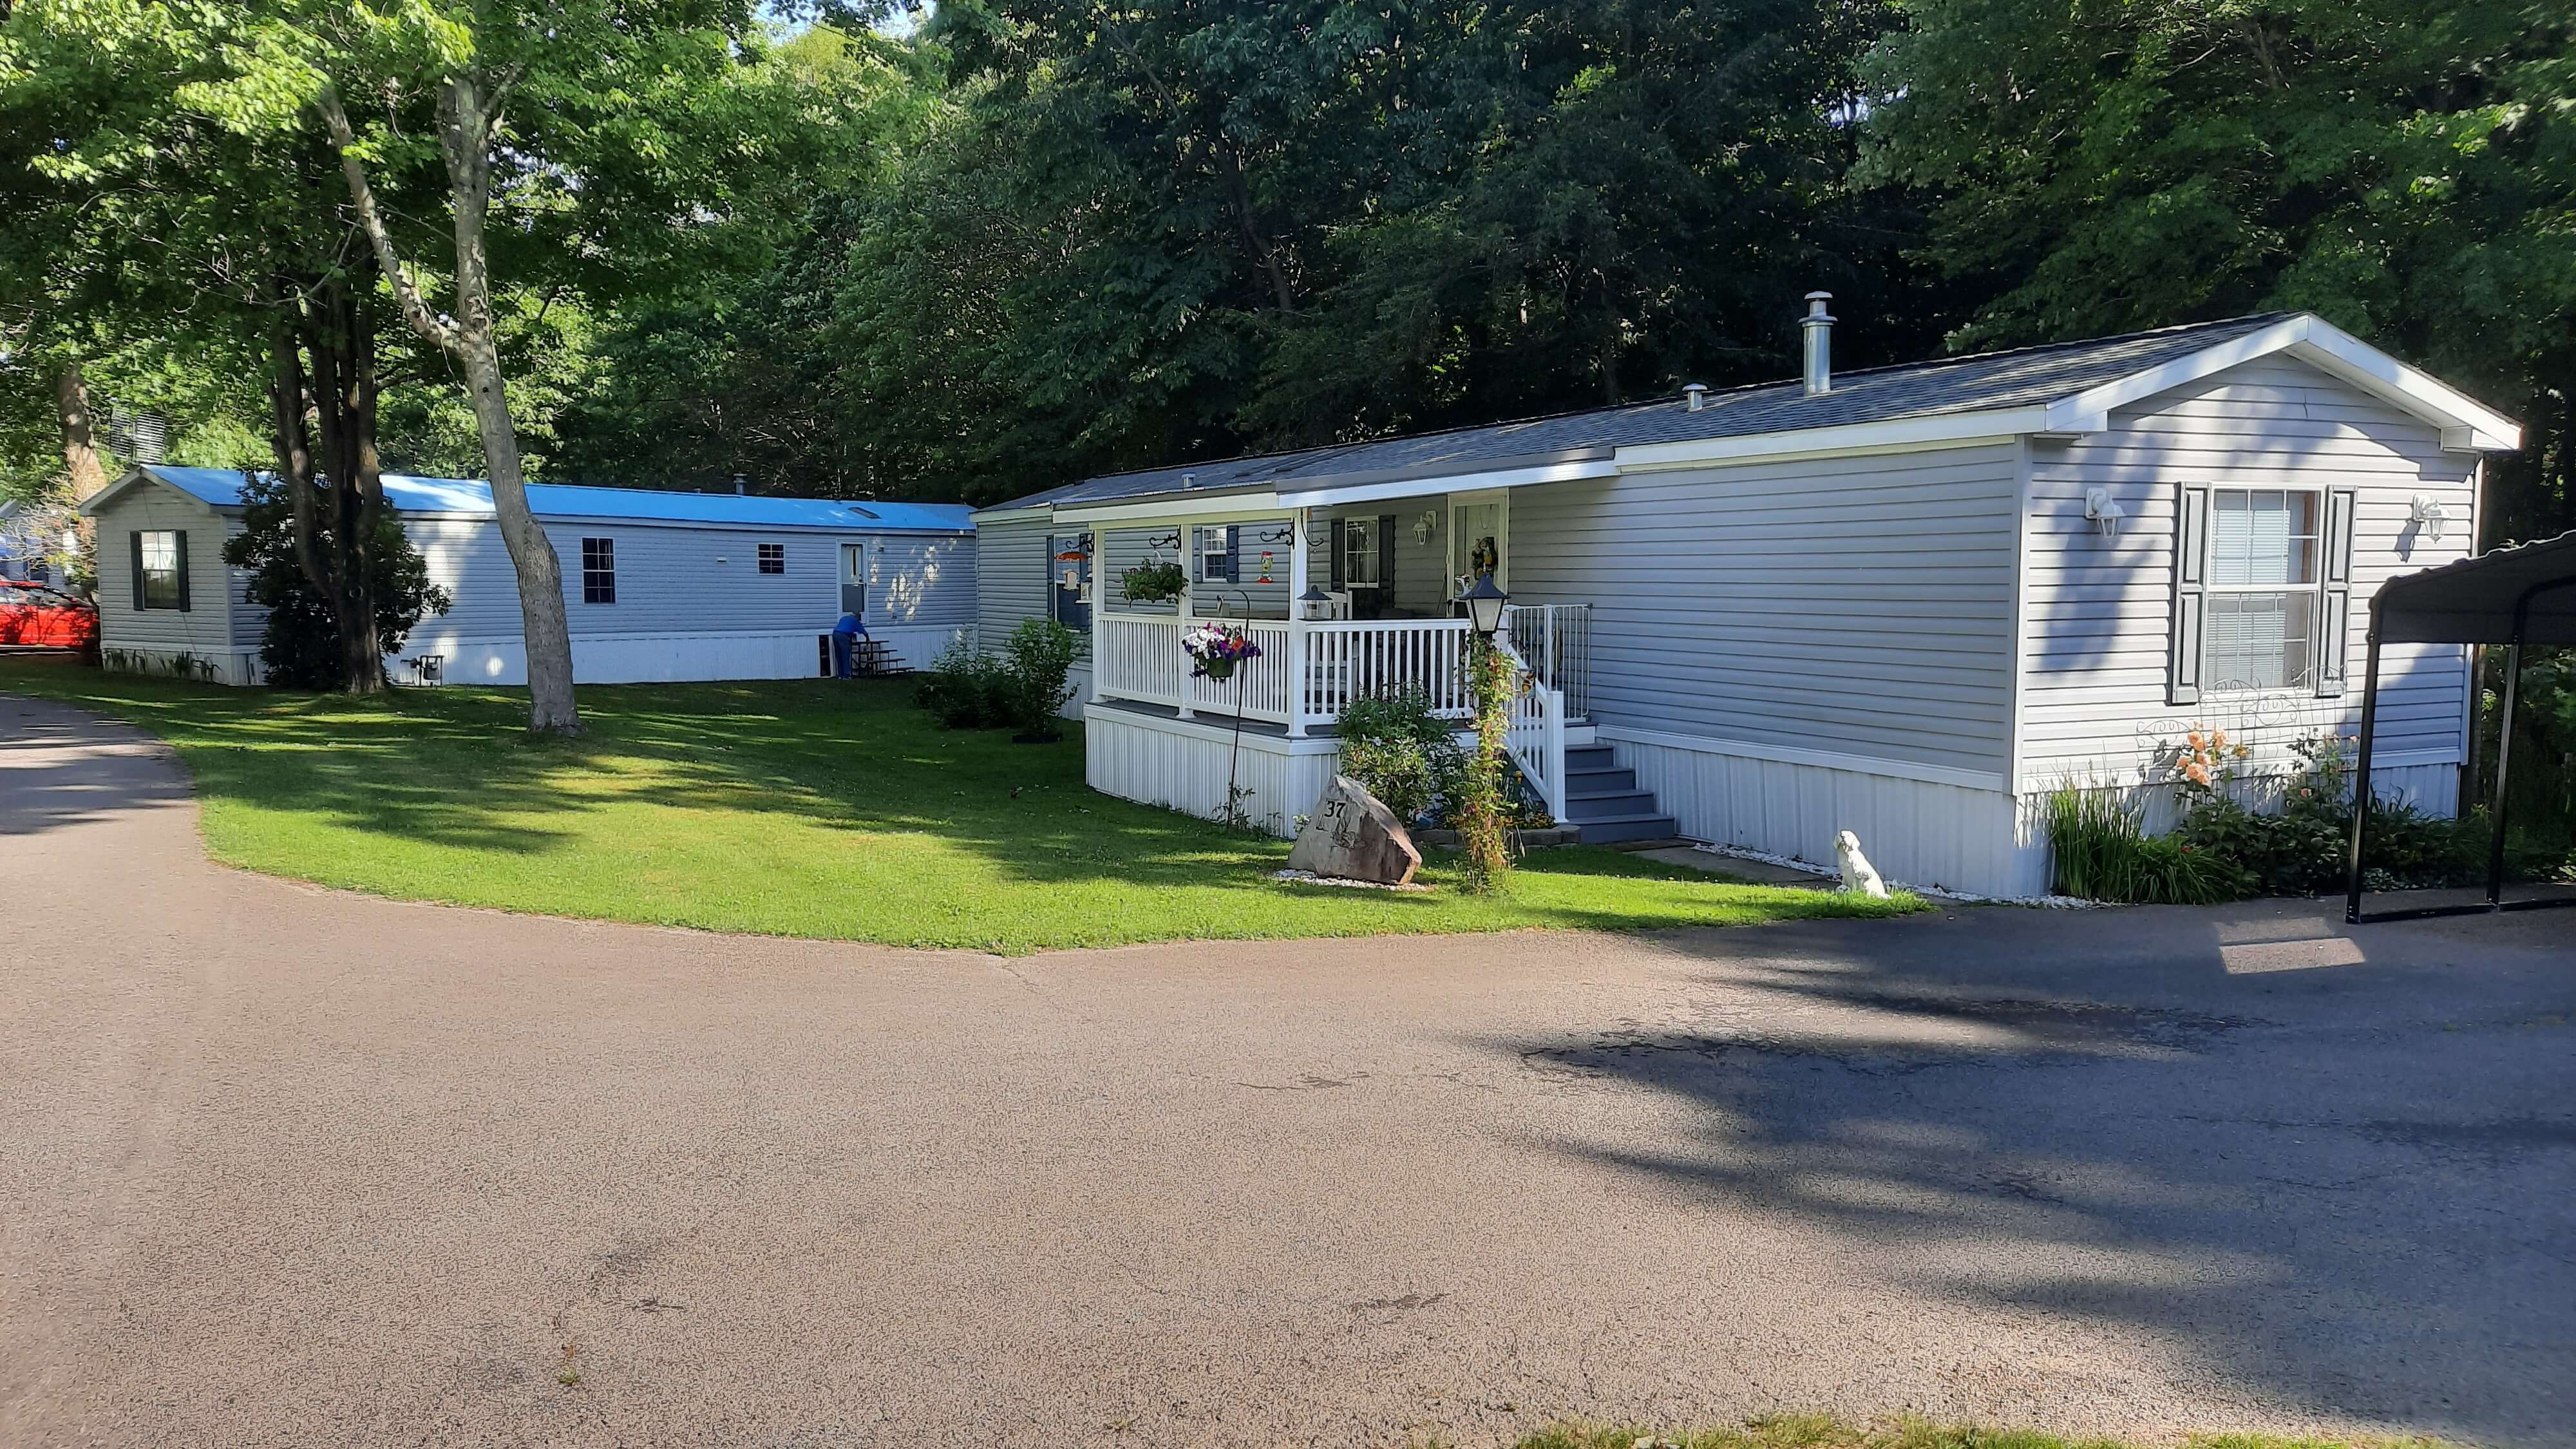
[915,637,1012,730]
[2043,781,2248,904]
[221,472,451,690]
[1000,618,1083,740]
[1336,685,1465,826]
[2176,732,2486,894]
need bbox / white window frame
[137,529,183,610]
[2202,487,2322,693]
[1340,519,1382,591]
[757,542,785,576]
[580,536,617,605]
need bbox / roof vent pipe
[732,473,748,495]
[1683,383,1709,412]
[1801,291,1835,396]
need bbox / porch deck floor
[1086,696,1331,739]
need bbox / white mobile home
[81,467,975,687]
[973,308,2521,896]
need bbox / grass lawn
[1510,1416,2443,1449]
[0,659,1921,952]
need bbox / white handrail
[1497,638,1567,824]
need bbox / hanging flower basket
[1121,560,1187,603]
[1182,621,1262,679]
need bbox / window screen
[2203,490,2319,690]
[138,530,184,610]
[581,537,617,604]
[1341,521,1382,589]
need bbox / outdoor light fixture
[1455,573,1510,637]
[1298,582,1332,620]
[2410,493,2450,542]
[2083,486,2126,538]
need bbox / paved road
[3,694,2570,1448]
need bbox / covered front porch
[1054,491,1595,824]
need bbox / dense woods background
[5,0,2570,540]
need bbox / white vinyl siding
[2016,354,2477,790]
[974,516,1054,648]
[89,485,236,661]
[1508,441,2023,777]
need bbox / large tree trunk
[302,272,388,692]
[54,361,108,501]
[319,74,579,734]
[439,79,578,732]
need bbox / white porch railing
[1092,611,1573,824]
[1094,607,1589,736]
[1500,639,1569,824]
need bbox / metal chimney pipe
[1683,383,1709,412]
[1801,292,1835,396]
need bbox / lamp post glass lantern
[1456,574,1509,636]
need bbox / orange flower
[2184,762,2212,786]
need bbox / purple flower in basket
[1181,622,1264,677]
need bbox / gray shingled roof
[989,312,2296,513]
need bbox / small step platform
[1555,744,1680,845]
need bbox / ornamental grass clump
[2042,777,2246,904]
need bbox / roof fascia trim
[79,466,236,517]
[971,505,1053,524]
[1274,456,1619,508]
[2045,314,2523,450]
[1613,407,2052,472]
[1053,491,1287,525]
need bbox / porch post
[1175,524,1195,719]
[1287,508,1311,737]
[1087,525,1104,708]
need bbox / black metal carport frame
[2347,531,2576,923]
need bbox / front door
[840,542,868,620]
[1450,497,1506,594]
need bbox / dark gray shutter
[1378,515,1396,588]
[2317,486,2358,696]
[1329,519,1345,589]
[173,531,190,612]
[1223,525,1240,582]
[129,531,145,610]
[2168,484,2210,705]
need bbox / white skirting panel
[1604,729,2047,897]
[108,647,265,687]
[399,626,970,687]
[1084,705,1340,838]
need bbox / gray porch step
[1562,788,1659,821]
[1573,812,1683,845]
[1564,766,1636,793]
[1564,745,1616,772]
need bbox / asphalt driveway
[3,694,2570,1448]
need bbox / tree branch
[313,81,461,356]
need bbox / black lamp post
[1455,573,1510,638]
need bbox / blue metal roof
[134,467,974,534]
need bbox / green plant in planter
[1120,560,1186,604]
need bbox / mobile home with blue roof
[80,467,976,688]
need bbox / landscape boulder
[1288,775,1422,886]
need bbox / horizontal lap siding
[2018,355,2477,793]
[545,524,843,636]
[864,535,974,629]
[1099,527,1179,614]
[1510,442,2022,776]
[976,517,1052,647]
[91,489,237,659]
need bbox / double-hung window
[135,529,186,611]
[580,537,617,605]
[1198,525,1236,584]
[757,542,785,576]
[2202,489,2320,692]
[1340,521,1381,591]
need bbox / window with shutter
[2168,486,2209,705]
[135,530,185,611]
[2179,487,2345,696]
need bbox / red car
[0,580,99,649]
